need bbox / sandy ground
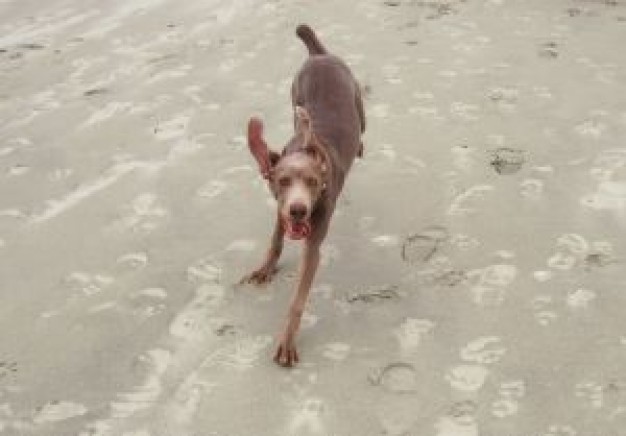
[1,0,626,435]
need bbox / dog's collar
[303,134,331,192]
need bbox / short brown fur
[242,24,366,367]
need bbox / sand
[1,0,626,435]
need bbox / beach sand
[1,0,626,434]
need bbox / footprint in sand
[520,178,544,198]
[371,234,400,247]
[538,41,559,59]
[0,146,15,157]
[132,303,166,322]
[408,104,442,121]
[110,349,171,420]
[435,410,478,436]
[394,318,435,352]
[321,342,351,361]
[116,252,149,271]
[489,147,526,175]
[115,193,168,234]
[472,263,517,287]
[196,179,227,199]
[448,185,494,216]
[582,148,626,209]
[83,101,132,126]
[446,365,488,392]
[450,101,480,121]
[492,397,519,418]
[32,401,88,424]
[582,181,626,210]
[382,62,402,85]
[187,257,222,283]
[467,264,517,306]
[64,271,113,296]
[487,86,519,110]
[169,284,225,339]
[288,398,326,435]
[345,284,400,304]
[161,372,215,434]
[83,87,109,97]
[531,295,558,326]
[0,361,18,379]
[48,168,74,181]
[546,233,588,271]
[532,270,553,282]
[547,233,614,273]
[0,208,26,220]
[566,289,596,310]
[131,288,167,300]
[557,233,589,254]
[450,143,476,172]
[575,380,603,409]
[153,114,189,141]
[6,164,30,177]
[460,336,506,365]
[432,269,469,288]
[369,362,418,394]
[401,226,448,263]
[205,335,272,371]
[447,400,478,421]
[491,380,526,418]
[583,241,615,270]
[575,119,607,139]
[449,233,480,251]
[88,301,118,314]
[547,251,577,271]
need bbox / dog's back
[292,25,364,172]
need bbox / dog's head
[247,106,328,240]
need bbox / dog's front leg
[274,212,330,367]
[241,213,284,285]
[274,240,320,366]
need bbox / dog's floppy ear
[248,117,280,179]
[295,105,312,144]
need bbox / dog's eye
[278,177,291,188]
[305,177,318,188]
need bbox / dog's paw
[240,265,278,285]
[274,338,299,367]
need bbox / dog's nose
[289,203,307,221]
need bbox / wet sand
[1,0,626,435]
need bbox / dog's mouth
[283,219,311,240]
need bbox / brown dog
[242,24,365,367]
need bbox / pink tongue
[287,221,311,239]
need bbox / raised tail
[296,24,327,56]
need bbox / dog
[242,24,366,367]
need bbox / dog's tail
[296,24,327,56]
